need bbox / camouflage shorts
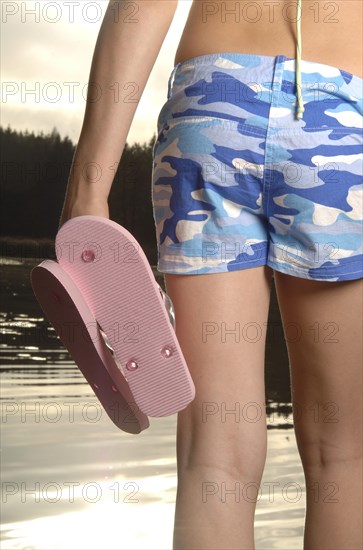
[151,52,363,281]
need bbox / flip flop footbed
[55,216,195,417]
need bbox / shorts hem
[155,257,363,281]
[266,257,363,282]
[157,256,268,275]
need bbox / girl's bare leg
[165,266,274,550]
[274,273,363,549]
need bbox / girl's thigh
[273,272,363,469]
[164,265,273,479]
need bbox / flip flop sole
[55,216,195,417]
[31,260,149,433]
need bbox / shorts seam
[267,127,363,134]
[160,115,361,137]
[162,115,362,136]
[161,115,268,137]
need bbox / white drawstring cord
[296,0,305,119]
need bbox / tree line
[0,124,159,263]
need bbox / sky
[1,0,193,145]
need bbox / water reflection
[1,258,305,549]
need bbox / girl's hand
[58,197,109,230]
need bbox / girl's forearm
[60,0,178,222]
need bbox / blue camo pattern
[151,52,363,281]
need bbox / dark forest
[1,125,158,263]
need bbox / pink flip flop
[31,260,149,433]
[31,215,195,432]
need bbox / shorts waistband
[167,52,363,124]
[169,51,361,82]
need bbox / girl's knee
[176,405,268,483]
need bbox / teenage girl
[59,1,363,548]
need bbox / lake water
[1,257,306,550]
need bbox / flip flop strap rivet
[160,345,173,358]
[126,359,139,371]
[81,249,95,262]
